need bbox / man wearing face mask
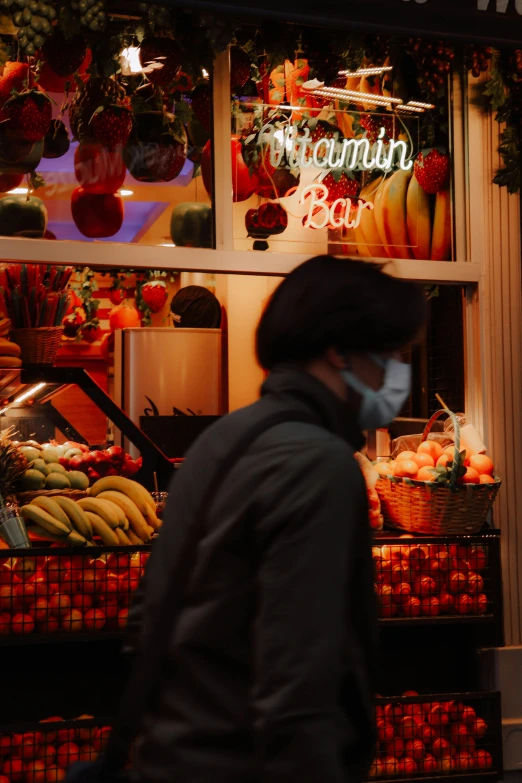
[126,256,427,783]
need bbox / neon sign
[299,183,374,231]
[263,123,413,173]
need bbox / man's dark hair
[256,256,427,370]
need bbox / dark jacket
[129,366,378,783]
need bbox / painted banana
[115,527,132,546]
[430,187,452,261]
[373,175,391,253]
[353,221,372,257]
[78,498,120,530]
[359,177,389,258]
[84,511,119,546]
[380,169,414,259]
[30,497,72,531]
[96,491,152,542]
[53,496,93,540]
[20,505,70,537]
[406,174,432,260]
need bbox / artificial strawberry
[139,37,182,86]
[360,114,394,144]
[69,76,126,142]
[191,84,211,133]
[108,286,125,306]
[414,148,450,194]
[81,322,101,344]
[303,121,340,161]
[3,90,52,142]
[41,31,88,78]
[321,171,361,203]
[0,63,29,121]
[230,46,251,90]
[92,105,133,150]
[258,202,288,231]
[141,280,168,313]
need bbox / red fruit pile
[0,716,112,783]
[65,446,142,483]
[371,694,493,778]
[245,203,287,238]
[373,542,489,619]
[0,550,149,637]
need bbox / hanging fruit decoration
[140,280,168,313]
[43,120,70,159]
[0,195,47,238]
[201,136,259,202]
[3,90,52,142]
[0,173,24,193]
[74,142,126,195]
[170,202,213,248]
[38,31,91,93]
[71,188,124,238]
[5,0,57,58]
[138,37,182,86]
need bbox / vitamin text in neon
[264,124,413,173]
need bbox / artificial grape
[30,15,42,29]
[25,41,34,54]
[21,7,31,22]
[33,32,44,47]
[12,9,23,24]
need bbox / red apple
[377,719,394,743]
[474,749,492,769]
[423,753,438,772]
[398,756,417,775]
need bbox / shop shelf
[0,693,501,783]
[372,533,502,632]
[371,691,502,783]
[0,716,113,782]
[0,546,150,642]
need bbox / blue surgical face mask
[341,354,412,430]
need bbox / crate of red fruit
[373,534,501,625]
[375,411,500,535]
[0,546,150,640]
[0,716,113,783]
[370,691,502,781]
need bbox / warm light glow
[162,242,176,247]
[202,68,209,79]
[407,100,436,110]
[7,187,29,195]
[120,46,142,75]
[338,66,394,77]
[0,382,47,415]
[119,189,134,196]
[312,87,402,106]
[12,383,46,405]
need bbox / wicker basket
[17,489,89,506]
[376,409,501,535]
[10,327,63,366]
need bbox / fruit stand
[0,0,519,780]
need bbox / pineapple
[69,77,127,141]
[0,438,28,502]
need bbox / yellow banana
[30,497,72,531]
[115,527,132,546]
[373,175,391,253]
[26,526,88,546]
[96,491,151,542]
[407,174,432,260]
[89,477,154,517]
[53,496,93,540]
[359,177,389,258]
[84,512,119,546]
[98,498,126,527]
[126,529,145,546]
[20,505,70,537]
[430,187,452,260]
[78,498,120,530]
[381,169,414,259]
[353,221,372,257]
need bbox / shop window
[0,12,213,248]
[402,286,465,419]
[230,37,454,261]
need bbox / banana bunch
[20,478,162,547]
[345,171,452,261]
[0,318,11,338]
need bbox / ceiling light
[312,87,402,106]
[338,66,393,78]
[396,105,424,113]
[120,46,142,75]
[406,100,435,110]
[7,187,28,195]
[202,68,209,79]
[162,242,176,247]
[119,189,133,196]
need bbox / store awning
[165,0,522,48]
